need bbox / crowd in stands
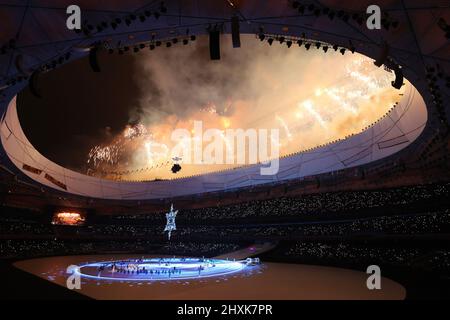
[1,182,449,275]
[0,220,53,235]
[0,239,240,259]
[0,240,94,258]
[110,182,450,221]
[278,241,450,273]
[158,242,240,256]
[284,241,424,265]
[1,210,449,240]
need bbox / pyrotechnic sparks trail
[84,35,403,181]
[87,144,121,167]
[299,100,327,129]
[124,123,147,139]
[324,88,358,114]
[276,115,293,141]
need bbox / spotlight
[333,44,339,51]
[323,46,328,53]
[166,42,172,48]
[286,40,292,48]
[149,44,155,50]
[340,48,346,55]
[279,36,285,44]
[304,43,311,50]
[190,35,196,41]
[350,46,355,54]
[297,39,303,47]
[267,38,274,45]
[259,33,265,41]
[315,42,321,49]
[183,39,189,45]
[172,38,178,44]
[139,43,145,49]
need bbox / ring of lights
[75,257,250,281]
[0,79,427,199]
[0,6,429,202]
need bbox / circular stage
[76,257,250,281]
[14,254,406,300]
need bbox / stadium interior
[0,0,449,301]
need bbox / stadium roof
[0,0,448,200]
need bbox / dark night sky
[17,51,142,172]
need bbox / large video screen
[51,211,86,226]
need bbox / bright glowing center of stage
[76,257,250,281]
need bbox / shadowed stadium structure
[0,0,449,300]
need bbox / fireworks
[87,144,121,167]
[85,37,402,181]
[87,123,149,169]
[123,123,148,139]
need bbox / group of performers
[96,258,217,278]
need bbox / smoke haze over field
[18,35,403,180]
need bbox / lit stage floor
[75,257,249,282]
[13,253,406,300]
